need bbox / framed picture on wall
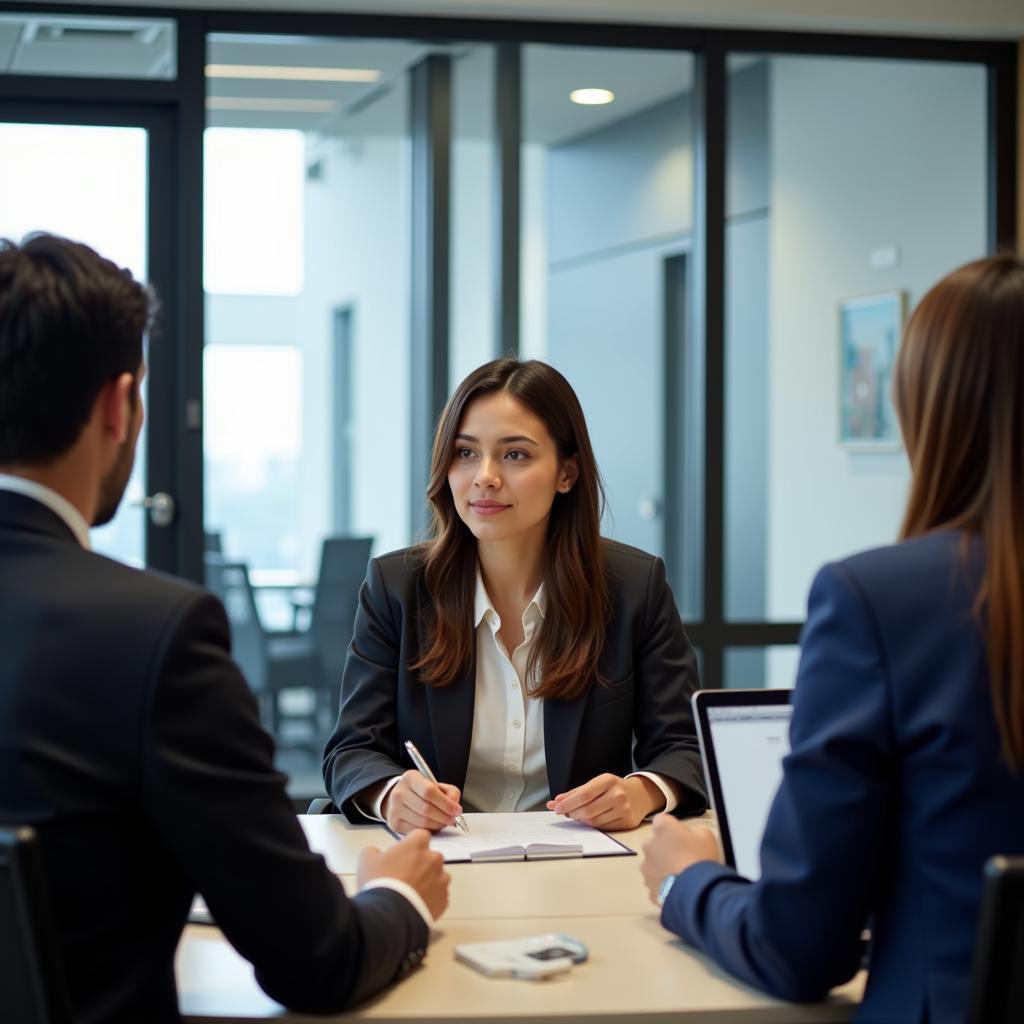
[838,290,906,450]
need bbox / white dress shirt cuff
[352,774,402,822]
[627,771,678,815]
[359,878,435,931]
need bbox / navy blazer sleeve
[145,592,427,1011]
[661,561,892,1001]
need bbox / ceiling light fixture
[205,97,338,113]
[570,88,615,106]
[205,64,380,83]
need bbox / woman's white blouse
[463,573,550,812]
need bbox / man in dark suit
[0,233,450,1023]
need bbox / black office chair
[205,560,322,745]
[309,536,373,720]
[966,855,1024,1024]
[0,825,72,1024]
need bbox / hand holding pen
[379,740,470,834]
[404,741,470,834]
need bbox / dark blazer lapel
[424,660,476,791]
[0,489,79,546]
[543,695,587,797]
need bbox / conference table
[176,815,864,1023]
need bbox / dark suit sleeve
[632,556,708,815]
[660,562,892,1001]
[143,591,428,1012]
[322,557,408,822]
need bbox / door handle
[637,495,662,521]
[132,491,176,527]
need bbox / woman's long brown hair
[894,253,1024,765]
[411,359,610,700]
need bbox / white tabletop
[299,815,656,921]
[176,815,864,1022]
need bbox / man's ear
[97,373,136,445]
[558,455,580,493]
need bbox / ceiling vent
[3,16,175,79]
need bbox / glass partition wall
[450,44,497,387]
[0,10,184,575]
[199,32,708,788]
[0,120,149,567]
[2,8,1014,797]
[204,33,416,574]
[722,54,990,687]
[202,34,420,788]
[521,45,700,614]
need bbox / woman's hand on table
[547,773,663,830]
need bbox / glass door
[0,102,178,571]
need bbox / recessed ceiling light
[570,88,615,106]
[205,97,338,113]
[205,64,380,83]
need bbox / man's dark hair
[0,233,157,464]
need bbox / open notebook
[404,811,634,863]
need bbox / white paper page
[427,811,632,862]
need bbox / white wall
[766,57,988,626]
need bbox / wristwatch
[656,873,677,907]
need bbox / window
[203,128,305,296]
[204,343,303,569]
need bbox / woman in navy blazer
[323,359,707,832]
[640,253,1024,1024]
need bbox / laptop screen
[694,692,792,881]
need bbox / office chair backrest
[0,826,72,1024]
[967,855,1024,1024]
[311,536,372,681]
[204,560,267,692]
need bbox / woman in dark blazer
[640,253,1024,1024]
[323,359,707,832]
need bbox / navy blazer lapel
[424,660,476,792]
[543,694,587,797]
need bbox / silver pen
[404,739,470,834]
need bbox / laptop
[692,688,793,881]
